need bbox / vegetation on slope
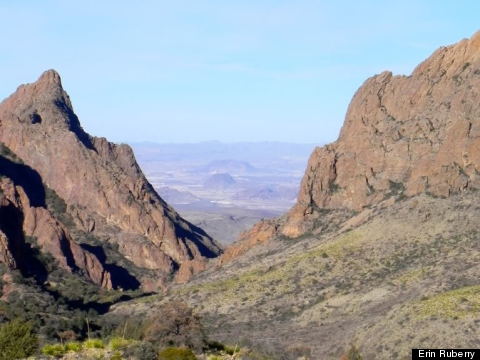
[115,193,480,359]
[0,300,265,359]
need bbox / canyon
[1,30,480,359]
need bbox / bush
[84,338,104,349]
[0,319,38,360]
[123,341,158,360]
[158,347,197,360]
[110,336,131,350]
[65,341,83,352]
[341,344,363,360]
[224,344,239,355]
[143,301,206,351]
[41,344,66,357]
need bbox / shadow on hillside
[175,222,223,258]
[54,99,96,151]
[0,154,46,207]
[80,243,141,290]
[43,287,154,315]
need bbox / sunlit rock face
[283,31,480,236]
[223,31,480,254]
[0,70,222,288]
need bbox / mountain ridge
[0,70,222,289]
[223,29,480,257]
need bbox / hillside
[112,31,480,359]
[113,193,480,359]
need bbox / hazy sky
[0,1,479,144]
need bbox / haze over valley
[132,142,314,244]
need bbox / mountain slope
[116,193,480,359]
[0,70,222,289]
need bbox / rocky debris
[0,70,222,289]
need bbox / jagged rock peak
[12,68,68,103]
[37,69,63,86]
[220,30,480,253]
[0,70,222,289]
[280,30,480,237]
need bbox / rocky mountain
[194,159,256,175]
[281,30,480,237]
[0,70,221,290]
[157,187,201,205]
[203,173,236,190]
[229,29,480,250]
[232,185,297,201]
[113,31,480,359]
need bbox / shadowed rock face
[0,70,222,288]
[0,157,112,288]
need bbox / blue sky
[0,1,479,144]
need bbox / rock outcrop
[222,30,480,256]
[282,30,480,236]
[218,219,278,265]
[0,156,112,288]
[0,70,222,288]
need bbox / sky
[0,1,479,144]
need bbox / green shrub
[42,343,66,357]
[0,319,38,360]
[158,347,197,360]
[65,341,83,352]
[109,336,131,350]
[84,338,104,349]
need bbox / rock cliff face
[281,30,480,237]
[0,153,112,288]
[0,71,222,288]
[223,31,480,254]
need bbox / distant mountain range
[131,141,312,246]
[131,141,315,173]
[193,159,257,175]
